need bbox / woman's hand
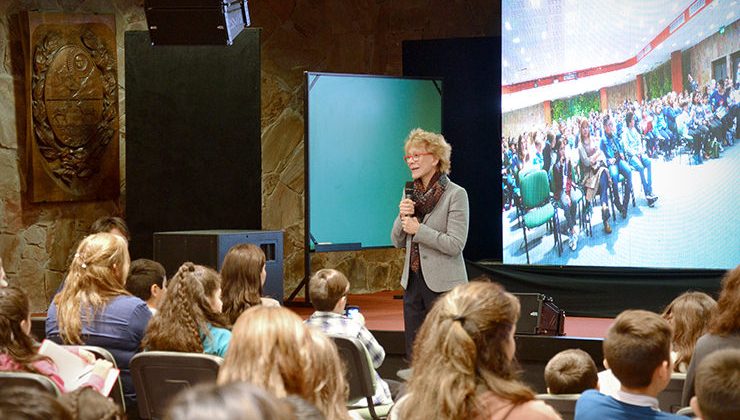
[77,349,97,365]
[401,216,420,235]
[91,359,113,378]
[399,198,415,218]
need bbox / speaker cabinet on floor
[154,230,284,303]
[514,293,565,336]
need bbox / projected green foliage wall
[307,73,442,248]
[551,91,600,121]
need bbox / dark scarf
[409,172,448,273]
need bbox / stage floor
[288,290,614,338]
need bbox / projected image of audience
[501,1,739,269]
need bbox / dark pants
[403,269,441,360]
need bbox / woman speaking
[391,128,469,359]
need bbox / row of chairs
[0,336,386,420]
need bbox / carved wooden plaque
[22,12,119,202]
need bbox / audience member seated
[391,279,560,420]
[58,386,123,420]
[142,262,231,357]
[0,286,113,393]
[552,137,581,250]
[46,233,151,406]
[660,292,717,373]
[125,259,167,314]
[688,348,740,420]
[574,310,685,419]
[90,216,131,242]
[577,119,612,234]
[682,265,740,406]
[621,111,658,207]
[0,386,73,420]
[220,243,280,326]
[305,268,396,406]
[164,381,293,420]
[218,306,352,420]
[545,349,599,395]
[600,114,632,219]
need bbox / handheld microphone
[404,181,415,200]
[403,181,415,218]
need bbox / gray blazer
[391,180,469,293]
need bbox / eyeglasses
[404,152,433,163]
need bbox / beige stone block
[44,270,65,304]
[19,258,46,310]
[48,218,78,271]
[23,224,47,246]
[278,142,304,193]
[21,244,47,262]
[263,182,302,230]
[0,233,23,272]
[262,108,304,174]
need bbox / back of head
[0,287,41,369]
[544,349,598,394]
[220,243,266,325]
[693,348,740,420]
[125,259,166,302]
[218,306,310,396]
[402,279,533,420]
[56,233,131,344]
[143,262,223,352]
[304,328,349,420]
[281,395,326,420]
[0,386,72,420]
[708,265,740,336]
[308,269,349,312]
[89,216,130,241]
[604,310,672,388]
[58,386,121,420]
[165,381,291,420]
[661,291,717,369]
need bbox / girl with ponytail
[393,279,561,420]
[143,262,231,357]
[46,232,151,403]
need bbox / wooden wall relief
[22,12,119,202]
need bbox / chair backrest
[330,335,375,403]
[536,393,579,420]
[0,371,61,397]
[67,345,126,412]
[130,351,223,420]
[658,372,686,413]
[520,170,551,209]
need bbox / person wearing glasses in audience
[392,128,469,360]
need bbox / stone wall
[0,0,498,310]
[686,19,740,88]
[0,0,145,311]
[502,103,545,138]
[606,80,637,109]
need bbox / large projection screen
[306,72,442,249]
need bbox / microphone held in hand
[404,181,415,200]
[403,181,415,218]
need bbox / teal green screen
[307,73,442,248]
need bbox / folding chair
[130,351,223,419]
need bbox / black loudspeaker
[153,230,283,303]
[513,293,565,336]
[145,0,250,45]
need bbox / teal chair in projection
[519,169,562,264]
